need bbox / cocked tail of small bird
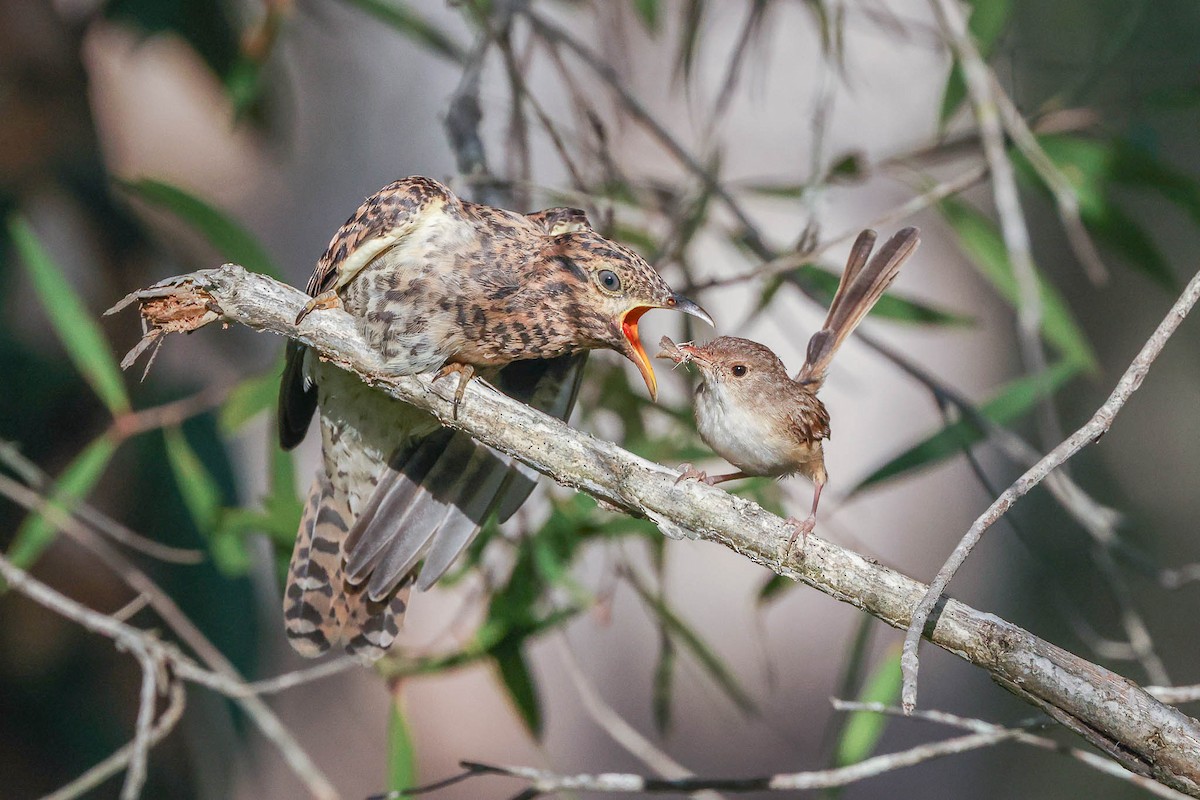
[795,227,920,389]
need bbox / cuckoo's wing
[340,353,586,602]
[277,176,460,450]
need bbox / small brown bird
[658,227,920,551]
[279,176,711,660]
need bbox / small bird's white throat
[694,379,798,476]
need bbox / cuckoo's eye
[597,269,622,292]
[731,365,748,377]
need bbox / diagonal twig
[901,265,1200,713]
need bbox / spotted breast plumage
[279,176,712,660]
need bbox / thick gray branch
[108,266,1200,797]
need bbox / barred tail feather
[283,473,409,661]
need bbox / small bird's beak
[621,293,713,400]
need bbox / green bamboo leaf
[7,435,118,568]
[1018,135,1176,289]
[852,358,1080,493]
[757,572,792,605]
[627,571,756,714]
[1112,138,1200,223]
[164,426,248,574]
[343,0,467,63]
[835,648,903,766]
[632,0,661,33]
[940,198,1098,371]
[219,364,283,434]
[387,700,418,793]
[118,179,280,279]
[652,632,676,735]
[493,640,542,738]
[9,216,130,414]
[940,0,1013,122]
[782,264,972,327]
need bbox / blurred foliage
[2,0,1200,796]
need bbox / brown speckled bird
[658,227,920,552]
[279,176,712,660]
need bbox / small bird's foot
[295,289,341,325]
[781,515,816,560]
[674,463,713,486]
[434,362,476,419]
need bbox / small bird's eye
[597,269,621,292]
[731,365,748,377]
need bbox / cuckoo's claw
[434,362,476,419]
[295,289,341,325]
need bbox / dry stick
[43,681,188,800]
[554,637,726,800]
[832,701,1192,800]
[427,731,1023,796]
[901,266,1200,717]
[0,442,203,565]
[0,474,340,800]
[107,265,1200,796]
[929,0,1058,449]
[990,75,1109,285]
[695,163,988,291]
[522,8,772,258]
[1149,686,1200,705]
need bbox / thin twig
[0,470,340,799]
[0,442,204,564]
[832,701,1192,799]
[403,732,1023,796]
[1147,685,1200,705]
[930,0,1061,451]
[555,636,725,800]
[43,680,187,800]
[901,266,1200,712]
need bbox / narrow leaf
[343,0,467,63]
[219,364,283,434]
[387,699,418,792]
[627,571,756,714]
[164,426,248,573]
[940,0,1013,122]
[632,0,661,33]
[835,648,903,766]
[9,216,130,414]
[493,640,542,738]
[940,198,1098,371]
[757,573,792,604]
[782,264,972,327]
[652,632,676,735]
[7,435,118,568]
[852,359,1080,493]
[118,179,280,279]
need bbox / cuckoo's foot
[434,362,476,419]
[782,514,816,560]
[295,290,341,325]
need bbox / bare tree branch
[901,263,1200,716]
[106,264,1200,797]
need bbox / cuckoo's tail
[283,473,410,661]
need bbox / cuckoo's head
[536,226,713,400]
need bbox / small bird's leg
[783,478,824,557]
[295,290,341,325]
[434,362,476,419]
[675,466,748,486]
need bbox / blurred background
[2,1,1199,798]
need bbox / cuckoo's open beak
[621,294,714,401]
